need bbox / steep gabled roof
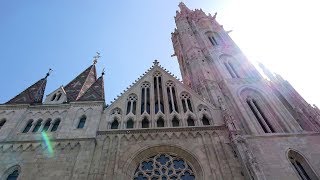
[5,78,47,105]
[64,65,97,101]
[78,75,105,101]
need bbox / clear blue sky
[1,0,319,106]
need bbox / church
[0,2,319,180]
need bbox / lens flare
[41,132,54,157]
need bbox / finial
[93,52,101,65]
[153,59,159,66]
[45,68,53,78]
[102,68,105,76]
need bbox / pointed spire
[78,74,105,102]
[64,64,97,102]
[5,69,51,105]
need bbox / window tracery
[166,81,179,113]
[141,82,151,114]
[127,94,138,115]
[180,92,193,113]
[154,72,164,114]
[133,153,195,180]
[111,107,122,115]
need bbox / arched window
[172,117,180,127]
[166,81,179,113]
[51,119,61,132]
[22,120,33,133]
[6,169,20,180]
[187,116,195,126]
[181,92,193,113]
[126,119,134,129]
[141,82,151,114]
[157,117,165,127]
[221,55,240,78]
[142,117,149,128]
[111,119,119,129]
[0,119,6,129]
[126,94,138,115]
[133,153,195,180]
[288,150,318,180]
[202,116,210,125]
[32,119,42,132]
[42,119,51,132]
[56,93,62,101]
[77,116,86,129]
[51,94,56,101]
[246,97,275,133]
[154,72,164,114]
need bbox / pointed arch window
[142,117,149,128]
[56,93,62,101]
[22,120,33,133]
[202,116,210,126]
[207,31,223,46]
[51,94,57,101]
[181,92,193,113]
[42,119,51,132]
[172,116,180,127]
[126,119,134,129]
[157,117,165,127]
[154,72,164,114]
[32,119,42,132]
[187,116,195,126]
[141,82,151,114]
[111,118,119,129]
[166,81,179,113]
[126,94,138,115]
[51,119,61,132]
[6,169,20,180]
[77,116,86,129]
[0,119,6,130]
[246,97,275,133]
[288,150,318,180]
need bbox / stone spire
[64,64,97,102]
[5,69,51,105]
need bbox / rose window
[133,153,195,180]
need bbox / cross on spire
[93,52,101,65]
[45,68,53,79]
[153,59,159,66]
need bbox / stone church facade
[0,3,319,180]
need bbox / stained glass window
[134,154,195,180]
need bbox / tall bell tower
[171,2,305,135]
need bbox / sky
[0,0,319,106]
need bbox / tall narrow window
[51,119,60,132]
[77,116,86,129]
[0,119,6,129]
[157,117,165,127]
[166,81,179,113]
[51,94,56,101]
[208,36,218,46]
[7,170,19,180]
[127,94,138,115]
[142,117,149,128]
[111,119,119,129]
[246,98,274,133]
[187,117,195,126]
[126,119,134,129]
[202,116,210,125]
[22,120,33,133]
[228,62,240,78]
[141,82,150,114]
[181,92,193,113]
[42,119,51,132]
[56,93,62,101]
[288,150,318,180]
[172,117,179,127]
[154,72,164,114]
[32,119,42,132]
[224,62,236,78]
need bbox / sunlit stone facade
[0,3,319,180]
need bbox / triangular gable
[106,62,215,114]
[43,86,67,104]
[78,75,105,101]
[64,65,97,102]
[5,78,47,105]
